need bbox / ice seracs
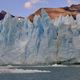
[0,9,80,65]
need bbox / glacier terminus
[0,9,80,65]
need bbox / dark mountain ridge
[0,4,80,21]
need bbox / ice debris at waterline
[0,9,80,65]
[0,69,51,73]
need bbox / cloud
[67,0,80,6]
[24,0,46,9]
[67,0,73,5]
[32,0,39,4]
[24,2,32,9]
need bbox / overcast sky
[0,0,80,17]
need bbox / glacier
[0,9,80,65]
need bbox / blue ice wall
[0,9,80,64]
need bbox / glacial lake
[0,66,80,80]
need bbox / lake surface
[0,66,80,80]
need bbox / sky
[0,0,80,17]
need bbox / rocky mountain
[0,4,80,22]
[0,10,15,20]
[0,10,24,20]
[29,4,80,22]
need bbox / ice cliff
[0,9,80,65]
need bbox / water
[0,67,80,80]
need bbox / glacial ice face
[0,10,80,65]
